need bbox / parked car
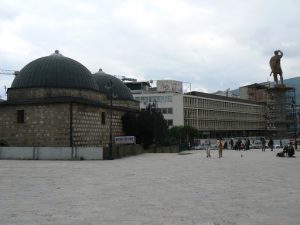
[192,145,205,150]
[250,140,262,149]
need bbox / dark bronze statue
[269,50,283,85]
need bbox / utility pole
[152,100,157,153]
[105,79,114,160]
[291,98,297,149]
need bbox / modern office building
[126,80,266,137]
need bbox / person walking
[230,138,234,149]
[237,139,242,151]
[245,138,250,150]
[268,138,274,151]
[218,138,224,158]
[205,138,211,158]
[261,138,266,152]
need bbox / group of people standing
[261,138,275,152]
[204,138,224,158]
[230,138,251,150]
[202,137,293,158]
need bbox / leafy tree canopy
[167,125,200,145]
[122,107,168,148]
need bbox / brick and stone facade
[0,51,139,147]
[0,97,139,147]
[0,103,70,146]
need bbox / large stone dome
[93,69,133,100]
[11,50,99,91]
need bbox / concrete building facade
[127,81,266,137]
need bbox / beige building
[0,51,139,147]
[240,83,269,102]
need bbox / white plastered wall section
[172,93,184,126]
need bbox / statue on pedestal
[269,50,283,85]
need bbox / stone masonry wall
[0,104,70,146]
[0,99,138,147]
[72,104,125,147]
[112,99,140,110]
[8,88,106,103]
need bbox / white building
[125,80,266,137]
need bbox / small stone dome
[11,50,99,91]
[93,69,133,100]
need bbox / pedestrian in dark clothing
[283,142,295,157]
[230,139,234,150]
[245,139,250,150]
[279,142,295,157]
[261,138,266,152]
[237,139,242,151]
[268,138,274,151]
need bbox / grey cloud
[0,0,299,95]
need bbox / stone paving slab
[0,149,299,225]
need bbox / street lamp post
[106,79,114,160]
[151,100,157,153]
[291,99,297,149]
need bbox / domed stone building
[0,51,139,147]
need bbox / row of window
[184,109,264,122]
[141,107,173,114]
[16,109,172,129]
[183,97,263,114]
[185,119,265,130]
[156,108,173,114]
[16,110,107,125]
[135,95,173,103]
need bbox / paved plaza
[0,149,299,225]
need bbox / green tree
[121,112,137,136]
[121,107,168,148]
[167,125,200,145]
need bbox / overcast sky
[1,0,300,98]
